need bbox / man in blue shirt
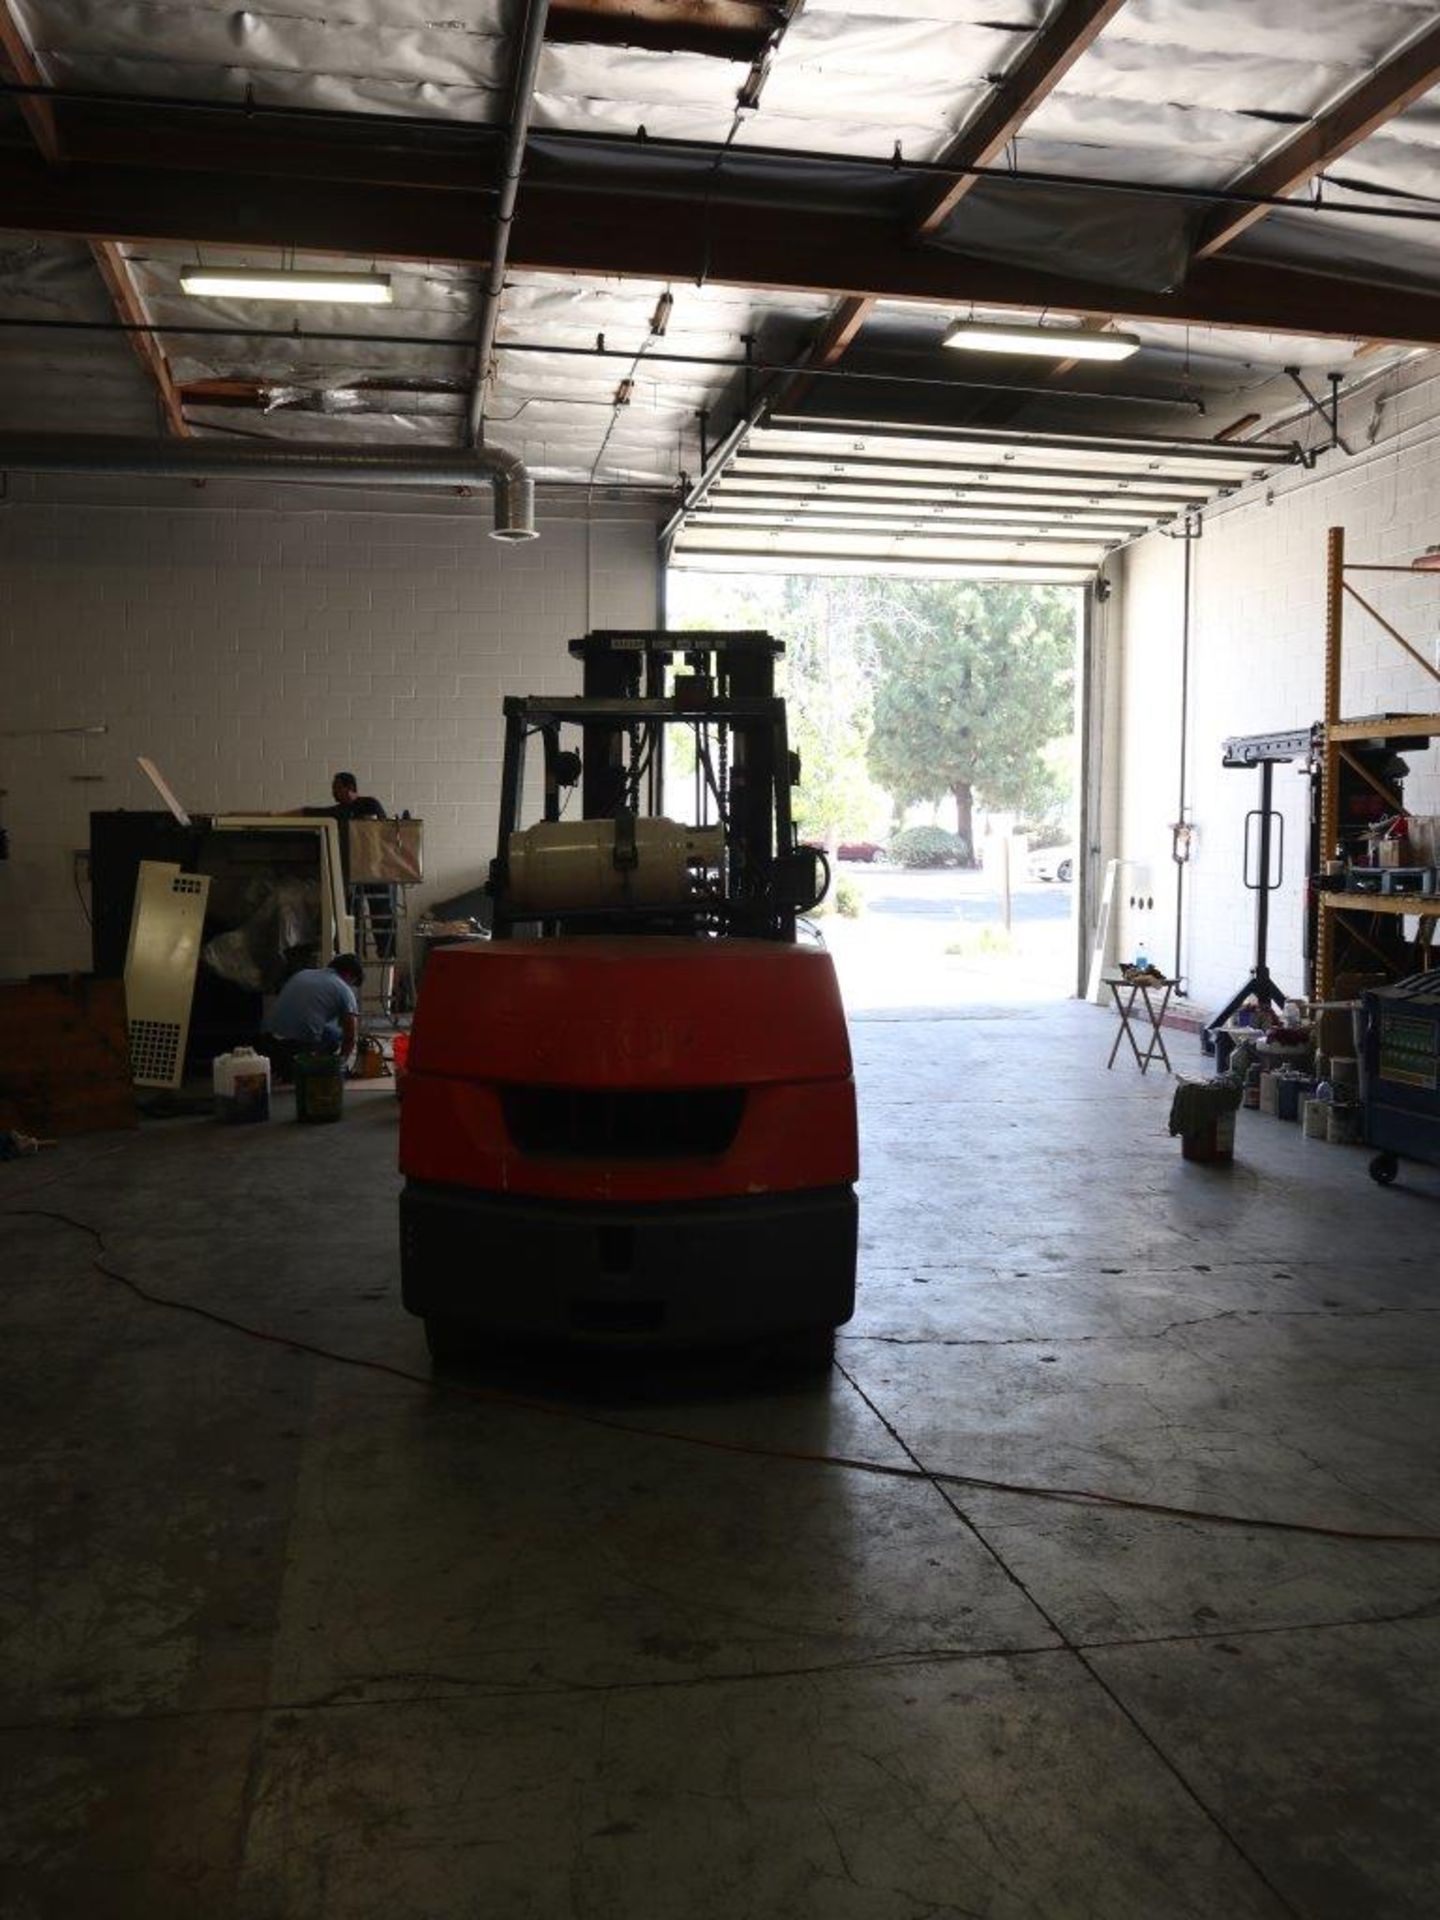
[259,954,363,1082]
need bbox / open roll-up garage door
[668,413,1303,580]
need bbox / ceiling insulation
[11,0,512,117]
[0,0,1439,577]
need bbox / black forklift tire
[1369,1152,1400,1186]
[769,1326,837,1374]
[424,1315,483,1368]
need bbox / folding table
[1105,973,1176,1074]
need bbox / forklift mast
[488,630,828,943]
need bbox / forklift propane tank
[506,818,726,912]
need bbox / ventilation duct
[0,434,538,540]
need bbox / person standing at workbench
[307,771,386,829]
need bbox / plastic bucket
[294,1052,344,1124]
[1182,1111,1235,1164]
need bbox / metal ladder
[351,881,416,1026]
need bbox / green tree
[772,574,880,850]
[668,572,882,848]
[865,581,1076,860]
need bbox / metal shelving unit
[1316,526,1440,999]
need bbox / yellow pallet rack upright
[1317,524,1440,999]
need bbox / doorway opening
[665,568,1083,1014]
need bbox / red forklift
[398,630,858,1364]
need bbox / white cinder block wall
[1106,358,1440,1016]
[0,476,661,978]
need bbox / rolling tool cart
[1362,971,1440,1186]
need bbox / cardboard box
[347,818,424,884]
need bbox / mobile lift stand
[1202,729,1309,1052]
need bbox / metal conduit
[7,78,1440,233]
[467,0,552,447]
[0,434,537,539]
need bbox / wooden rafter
[797,0,1126,394]
[0,3,58,159]
[808,295,871,372]
[912,0,1128,238]
[547,0,777,60]
[87,242,191,438]
[0,0,188,436]
[1195,18,1440,260]
[770,292,869,413]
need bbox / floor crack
[832,1357,1312,1920]
[0,1641,1069,1735]
[843,1302,1440,1350]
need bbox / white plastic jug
[212,1046,272,1124]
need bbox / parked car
[1028,843,1076,884]
[838,841,883,863]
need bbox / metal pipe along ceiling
[467,0,552,448]
[0,434,538,540]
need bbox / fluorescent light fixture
[943,320,1141,362]
[180,269,393,305]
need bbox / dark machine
[398,630,859,1361]
[88,808,351,1065]
[1363,972,1440,1186]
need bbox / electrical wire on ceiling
[695,112,745,294]
[584,284,680,617]
[0,318,1222,415]
[5,78,1440,231]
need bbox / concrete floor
[3,998,1440,1919]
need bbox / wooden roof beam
[87,241,191,438]
[546,0,779,60]
[798,0,1127,395]
[773,292,870,412]
[912,0,1128,239]
[5,151,1440,347]
[0,2,59,160]
[1195,18,1440,260]
[0,1,188,436]
[809,295,871,371]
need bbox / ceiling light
[180,269,393,305]
[942,320,1141,362]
